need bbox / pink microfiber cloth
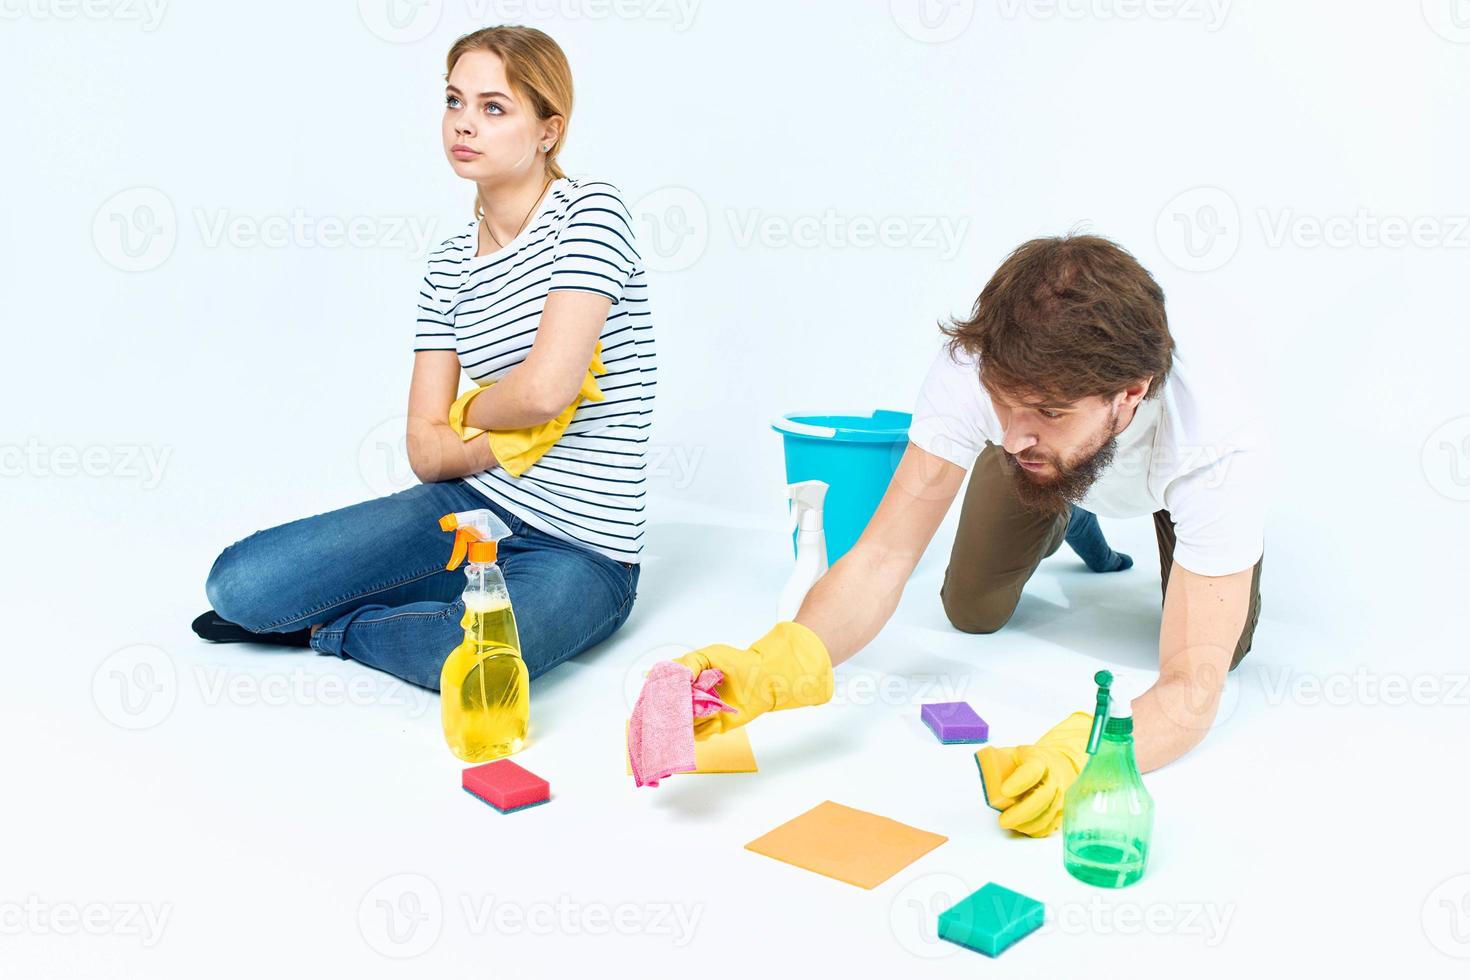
[628,661,736,787]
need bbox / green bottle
[1062,670,1154,888]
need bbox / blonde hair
[445,26,574,220]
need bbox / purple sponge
[921,702,989,744]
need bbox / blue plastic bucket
[772,410,912,563]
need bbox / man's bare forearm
[792,443,967,669]
[1133,671,1220,772]
[1133,563,1253,772]
[406,417,497,484]
[794,545,912,668]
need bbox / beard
[1000,410,1121,517]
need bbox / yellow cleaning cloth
[623,723,758,775]
[448,343,606,477]
[744,801,948,889]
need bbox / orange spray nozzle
[439,510,511,570]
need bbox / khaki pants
[939,444,1262,669]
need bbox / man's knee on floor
[940,584,1018,635]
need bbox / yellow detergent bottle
[438,509,527,762]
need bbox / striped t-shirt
[414,177,655,564]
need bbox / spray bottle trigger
[439,510,512,570]
[445,527,474,570]
[440,513,483,570]
[785,480,828,537]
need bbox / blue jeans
[204,480,640,690]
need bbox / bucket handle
[771,418,837,439]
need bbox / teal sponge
[937,882,1044,957]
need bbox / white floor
[7,2,1470,970]
[6,482,1468,978]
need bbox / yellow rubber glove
[975,711,1092,838]
[673,622,834,740]
[448,343,607,477]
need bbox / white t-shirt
[414,177,655,564]
[909,342,1266,576]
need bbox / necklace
[483,176,554,251]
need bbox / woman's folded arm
[406,350,499,483]
[460,289,611,431]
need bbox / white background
[3,0,1468,976]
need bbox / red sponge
[462,759,550,813]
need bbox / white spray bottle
[777,480,829,621]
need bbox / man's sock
[1064,506,1133,573]
[191,610,312,647]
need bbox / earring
[541,144,550,152]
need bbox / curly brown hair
[943,234,1174,403]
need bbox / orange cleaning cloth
[744,800,948,889]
